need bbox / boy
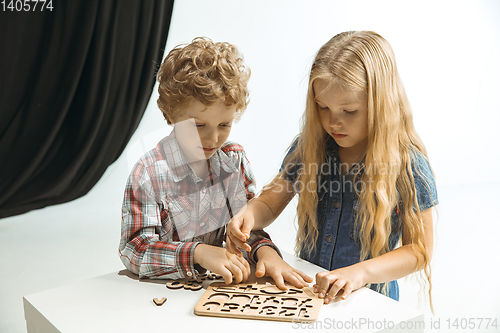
[119,37,312,289]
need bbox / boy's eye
[219,123,231,128]
[195,123,204,128]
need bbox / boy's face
[172,100,237,162]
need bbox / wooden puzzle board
[194,282,323,322]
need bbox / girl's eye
[344,110,357,114]
[195,124,204,128]
[219,123,231,128]
[318,105,329,110]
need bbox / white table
[24,252,424,332]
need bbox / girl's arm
[315,208,434,304]
[226,176,295,255]
[226,177,313,289]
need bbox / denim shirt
[281,137,439,300]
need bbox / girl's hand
[226,206,255,256]
[255,246,313,290]
[194,244,250,284]
[314,264,367,304]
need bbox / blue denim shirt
[281,137,438,300]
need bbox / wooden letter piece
[166,281,184,290]
[166,279,203,291]
[184,282,203,291]
[153,297,167,306]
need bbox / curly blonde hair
[156,37,250,124]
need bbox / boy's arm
[119,161,200,279]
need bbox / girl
[227,31,438,307]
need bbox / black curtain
[0,0,174,218]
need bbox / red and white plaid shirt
[119,131,279,279]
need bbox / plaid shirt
[119,132,280,279]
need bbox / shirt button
[334,202,339,209]
[327,236,333,243]
[186,271,193,277]
[200,222,205,227]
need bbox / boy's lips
[202,147,216,152]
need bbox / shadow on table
[117,269,167,285]
[117,267,275,289]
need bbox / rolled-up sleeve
[411,152,439,211]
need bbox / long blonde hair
[282,31,434,306]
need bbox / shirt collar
[213,148,239,174]
[324,136,366,175]
[325,136,339,160]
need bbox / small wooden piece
[165,271,223,292]
[184,282,203,291]
[166,278,203,291]
[166,281,184,290]
[153,297,167,306]
[207,273,223,280]
[194,282,323,322]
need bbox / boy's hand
[194,244,250,284]
[255,246,313,290]
[226,207,255,256]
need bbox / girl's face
[314,79,369,156]
[172,100,236,163]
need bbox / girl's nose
[330,112,342,130]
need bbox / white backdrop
[122,0,500,324]
[127,0,500,191]
[2,2,499,332]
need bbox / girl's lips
[202,147,215,151]
[332,133,347,139]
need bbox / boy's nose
[203,130,218,146]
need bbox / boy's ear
[168,110,188,125]
[160,111,171,124]
[168,115,178,125]
[164,112,177,125]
